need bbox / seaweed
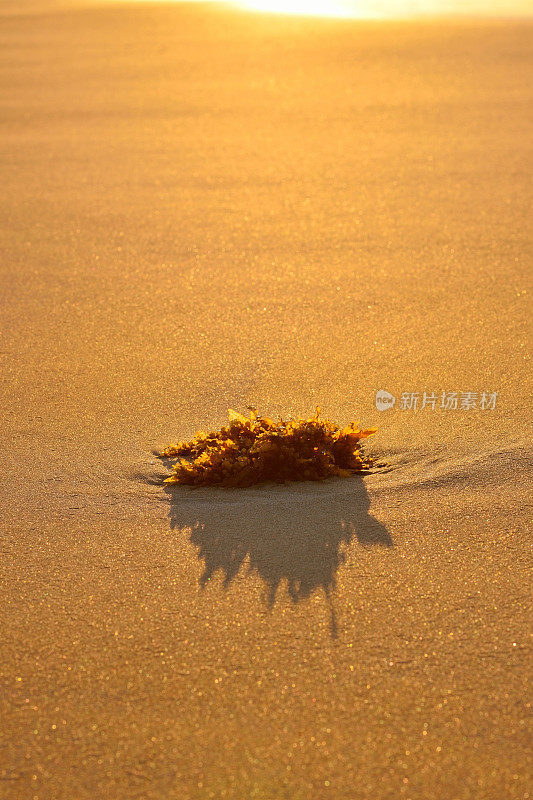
[159,408,377,488]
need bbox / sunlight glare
[230,0,532,18]
[232,0,363,17]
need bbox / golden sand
[0,3,531,799]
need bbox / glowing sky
[198,0,532,18]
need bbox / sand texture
[1,3,532,798]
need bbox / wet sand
[1,3,531,798]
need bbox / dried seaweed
[159,408,377,488]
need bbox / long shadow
[165,477,392,637]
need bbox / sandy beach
[1,2,531,797]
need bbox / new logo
[375,390,396,412]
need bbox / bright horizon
[184,0,533,18]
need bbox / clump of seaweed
[159,408,377,488]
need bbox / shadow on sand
[165,477,392,637]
